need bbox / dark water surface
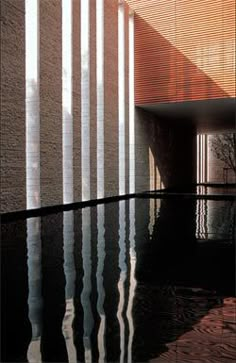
[1,198,236,362]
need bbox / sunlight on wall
[62,0,73,204]
[81,0,90,201]
[96,0,105,199]
[26,0,40,209]
[118,1,126,195]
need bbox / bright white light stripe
[197,135,199,183]
[81,208,93,363]
[81,0,90,201]
[96,205,106,363]
[126,199,136,363]
[129,12,135,194]
[27,217,42,363]
[118,1,126,195]
[96,0,104,199]
[26,0,40,209]
[62,211,77,363]
[62,0,73,204]
[117,201,127,363]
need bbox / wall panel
[1,0,26,213]
[40,0,63,207]
[104,0,119,198]
[73,0,81,202]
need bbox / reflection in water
[117,201,127,363]
[62,211,77,363]
[27,218,42,363]
[96,205,106,363]
[3,198,235,362]
[196,199,235,241]
[81,208,94,363]
[126,199,137,363]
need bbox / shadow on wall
[134,15,230,104]
[135,107,197,192]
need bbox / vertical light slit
[118,1,125,195]
[62,211,77,363]
[27,217,42,363]
[96,205,106,363]
[62,0,73,204]
[197,135,199,184]
[81,208,93,363]
[117,201,127,363]
[26,0,40,209]
[126,199,136,363]
[96,0,104,199]
[81,0,90,201]
[129,11,135,194]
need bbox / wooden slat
[126,0,235,104]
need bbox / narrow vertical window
[26,0,40,209]
[197,135,199,184]
[96,0,104,199]
[118,0,126,195]
[62,0,73,204]
[81,0,90,201]
[129,11,135,194]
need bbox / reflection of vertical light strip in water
[81,208,93,363]
[26,0,40,210]
[117,201,127,363]
[129,11,135,194]
[27,217,42,363]
[126,199,136,363]
[62,211,77,363]
[118,0,125,195]
[81,0,90,201]
[96,205,106,363]
[62,0,73,204]
[96,0,104,199]
[196,200,199,239]
[148,198,155,239]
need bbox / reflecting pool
[1,197,235,362]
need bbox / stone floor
[150,297,236,363]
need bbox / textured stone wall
[1,0,26,213]
[73,0,82,202]
[104,0,119,198]
[40,0,63,207]
[90,0,97,200]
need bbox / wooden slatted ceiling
[126,0,235,104]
